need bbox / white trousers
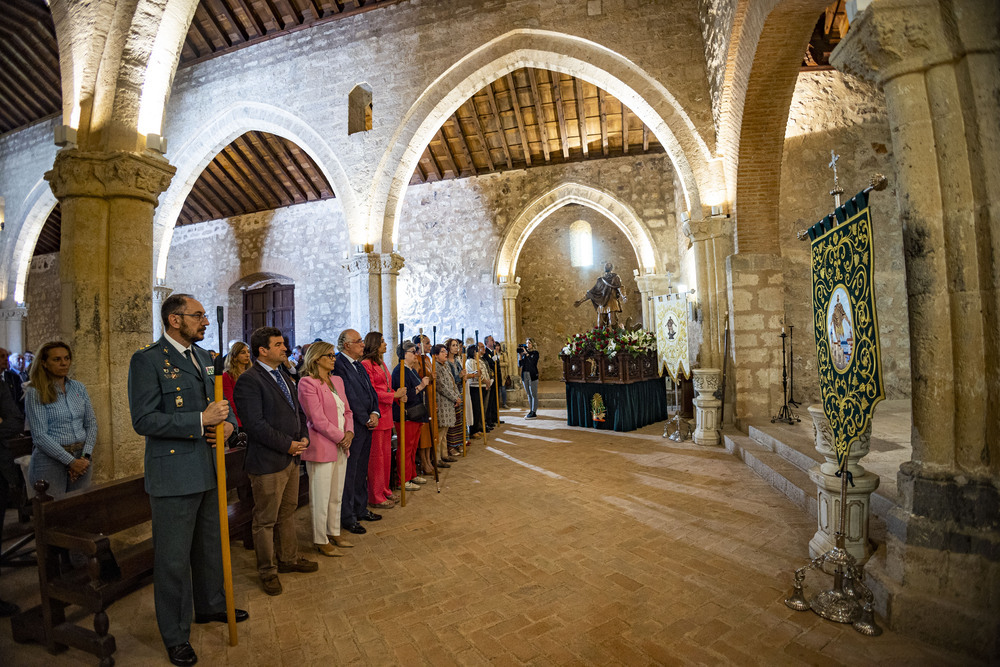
[305,457,348,544]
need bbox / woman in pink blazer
[297,341,354,556]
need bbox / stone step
[749,424,822,472]
[724,432,818,517]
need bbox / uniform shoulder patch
[138,342,155,352]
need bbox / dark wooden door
[242,283,295,347]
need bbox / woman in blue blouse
[25,341,97,497]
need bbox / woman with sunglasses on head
[222,341,251,428]
[24,341,98,498]
[360,331,404,508]
[296,342,355,555]
[391,341,431,490]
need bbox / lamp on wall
[54,125,77,147]
[710,204,724,217]
[146,133,168,154]
[0,196,5,232]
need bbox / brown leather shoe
[369,499,394,509]
[330,534,354,548]
[277,558,319,573]
[261,575,282,596]
[315,543,342,557]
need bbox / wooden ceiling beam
[250,0,284,31]
[216,151,270,210]
[196,3,233,48]
[598,88,609,157]
[207,160,258,212]
[447,115,477,177]
[434,128,461,178]
[484,83,513,169]
[276,141,321,200]
[423,148,443,182]
[0,26,60,106]
[191,177,233,220]
[550,72,570,159]
[504,73,531,167]
[184,189,218,223]
[199,168,243,217]
[573,77,589,158]
[276,0,304,25]
[526,68,550,163]
[464,100,495,172]
[191,188,226,223]
[0,66,52,119]
[231,0,268,37]
[412,162,426,185]
[230,136,288,205]
[206,0,249,44]
[296,150,335,197]
[248,133,300,202]
[260,134,311,201]
[0,77,33,129]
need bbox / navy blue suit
[332,352,380,523]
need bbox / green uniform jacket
[128,336,235,497]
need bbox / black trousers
[340,427,372,523]
[468,387,485,435]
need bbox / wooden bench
[11,447,255,666]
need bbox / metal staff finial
[829,149,844,207]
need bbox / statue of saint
[574,262,627,328]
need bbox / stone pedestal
[498,282,524,404]
[806,405,879,563]
[379,252,405,363]
[46,149,175,481]
[691,368,722,446]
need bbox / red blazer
[361,359,395,432]
[297,375,353,463]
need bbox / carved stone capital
[343,253,382,276]
[379,252,405,275]
[831,0,996,85]
[499,283,521,300]
[683,218,730,243]
[153,284,173,301]
[634,273,670,296]
[692,367,721,393]
[0,308,28,321]
[45,149,176,205]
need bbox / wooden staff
[417,328,439,488]
[212,354,237,645]
[397,323,406,508]
[475,330,488,447]
[432,326,443,493]
[493,342,502,423]
[460,327,468,457]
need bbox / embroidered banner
[654,294,690,383]
[808,190,885,471]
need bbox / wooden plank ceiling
[0,0,61,135]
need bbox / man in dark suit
[233,326,317,596]
[332,328,381,534]
[0,380,25,617]
[0,348,24,416]
[128,294,247,667]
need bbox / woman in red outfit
[360,331,405,508]
[222,341,251,427]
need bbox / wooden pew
[11,447,255,666]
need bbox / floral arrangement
[561,327,657,359]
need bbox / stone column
[633,273,670,331]
[806,405,880,563]
[379,252,405,364]
[499,282,521,390]
[725,253,785,429]
[691,368,722,446]
[685,218,733,369]
[344,252,383,336]
[832,0,999,657]
[151,282,173,342]
[46,149,175,482]
[0,307,28,353]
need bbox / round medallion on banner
[826,285,855,373]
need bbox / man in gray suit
[128,294,247,667]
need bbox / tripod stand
[771,331,800,424]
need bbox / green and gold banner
[654,294,690,383]
[808,190,885,472]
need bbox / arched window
[569,220,593,267]
[348,84,373,134]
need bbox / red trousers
[367,428,392,504]
[394,421,421,481]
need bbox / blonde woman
[297,342,355,555]
[223,341,251,427]
[25,341,97,498]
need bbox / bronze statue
[574,262,626,328]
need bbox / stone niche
[517,205,641,381]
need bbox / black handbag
[404,400,430,422]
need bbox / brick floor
[0,408,971,665]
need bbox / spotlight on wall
[710,204,724,217]
[632,269,640,277]
[54,125,77,147]
[354,244,365,254]
[680,210,691,223]
[146,133,168,154]
[515,276,521,284]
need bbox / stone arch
[730,0,830,253]
[9,180,58,305]
[372,29,723,251]
[494,183,657,282]
[153,102,357,280]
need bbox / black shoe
[194,608,249,624]
[436,460,451,468]
[344,521,367,534]
[0,598,19,617]
[167,642,198,666]
[359,510,382,522]
[442,456,458,463]
[277,558,319,573]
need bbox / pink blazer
[361,359,395,432]
[297,375,353,463]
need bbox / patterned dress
[446,360,465,448]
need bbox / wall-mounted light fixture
[680,210,691,223]
[0,196,5,232]
[146,133,168,154]
[710,204,725,217]
[515,276,521,284]
[54,125,77,147]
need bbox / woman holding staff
[392,341,430,491]
[465,341,490,443]
[412,334,438,476]
[432,344,461,467]
[360,332,403,509]
[445,338,467,458]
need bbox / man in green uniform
[128,293,247,666]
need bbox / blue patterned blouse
[25,379,98,465]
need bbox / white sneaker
[404,481,420,491]
[413,476,428,484]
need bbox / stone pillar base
[808,467,880,563]
[692,368,722,446]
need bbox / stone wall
[517,205,642,381]
[779,70,910,403]
[697,0,738,129]
[25,252,61,350]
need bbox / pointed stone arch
[9,179,58,305]
[153,102,357,280]
[370,29,724,251]
[494,182,657,282]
